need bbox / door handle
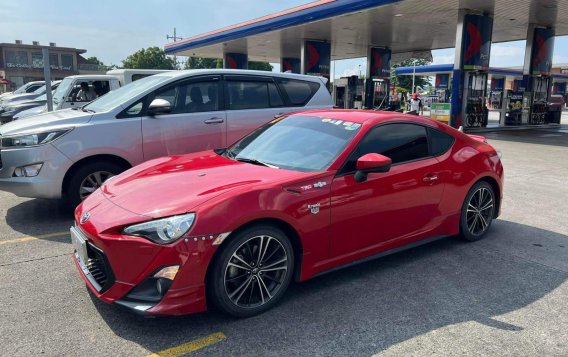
[274,113,285,118]
[423,174,439,183]
[204,117,224,124]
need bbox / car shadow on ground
[5,198,74,241]
[88,219,567,356]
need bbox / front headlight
[122,213,196,244]
[1,129,73,147]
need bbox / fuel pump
[370,79,389,109]
[529,76,550,124]
[462,72,488,128]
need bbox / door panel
[329,123,447,258]
[142,78,226,160]
[330,158,444,257]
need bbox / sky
[2,0,568,79]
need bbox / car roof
[65,75,120,80]
[288,109,440,126]
[153,69,327,82]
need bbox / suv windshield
[227,115,361,172]
[84,75,171,113]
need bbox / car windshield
[227,115,362,172]
[52,77,74,106]
[84,75,171,113]
[32,85,47,95]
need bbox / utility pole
[166,27,183,69]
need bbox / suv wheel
[65,161,123,208]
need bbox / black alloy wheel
[209,225,294,317]
[460,181,496,241]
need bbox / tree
[248,61,273,71]
[390,58,431,93]
[183,57,273,71]
[184,57,222,69]
[122,47,175,70]
[86,56,105,67]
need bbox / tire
[209,225,294,318]
[64,161,124,208]
[459,181,496,241]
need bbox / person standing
[409,93,423,115]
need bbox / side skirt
[310,234,451,280]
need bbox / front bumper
[0,143,72,199]
[72,193,217,316]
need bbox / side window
[132,74,151,82]
[93,81,111,97]
[27,84,43,93]
[342,123,429,173]
[276,78,320,106]
[124,100,146,117]
[226,80,283,110]
[155,80,219,114]
[428,127,455,156]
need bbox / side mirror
[354,153,392,183]
[147,98,171,116]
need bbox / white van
[106,69,173,86]
[51,75,121,111]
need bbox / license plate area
[71,226,89,267]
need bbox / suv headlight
[122,213,196,244]
[1,129,73,147]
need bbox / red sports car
[72,110,503,317]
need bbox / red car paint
[73,110,503,316]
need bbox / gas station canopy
[165,0,568,62]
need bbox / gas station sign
[461,14,493,71]
[282,58,301,74]
[491,78,505,91]
[513,78,527,92]
[435,74,450,89]
[530,27,555,76]
[553,82,566,94]
[303,40,331,78]
[369,47,391,79]
[224,53,248,69]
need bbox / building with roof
[0,40,105,92]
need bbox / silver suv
[0,70,332,206]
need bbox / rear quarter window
[428,127,455,156]
[276,78,320,106]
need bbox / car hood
[100,151,310,218]
[3,99,46,110]
[0,93,38,103]
[0,109,92,136]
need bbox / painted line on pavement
[145,332,227,357]
[0,231,69,246]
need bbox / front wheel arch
[61,154,132,197]
[206,218,304,292]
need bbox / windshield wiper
[81,107,96,113]
[235,157,279,169]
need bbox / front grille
[85,241,115,293]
